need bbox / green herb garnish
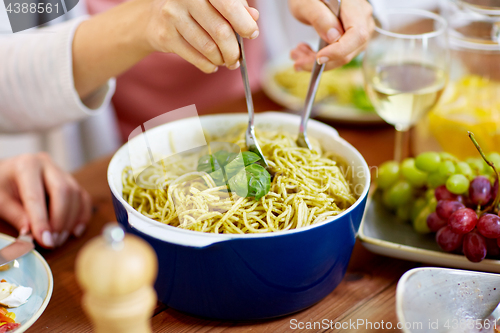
[197,150,271,200]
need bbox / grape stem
[468,132,500,215]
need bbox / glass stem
[394,127,409,162]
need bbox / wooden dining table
[13,90,424,332]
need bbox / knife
[0,233,35,267]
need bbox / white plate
[0,234,53,332]
[359,193,500,273]
[396,267,500,333]
[260,52,383,124]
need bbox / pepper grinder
[76,224,158,333]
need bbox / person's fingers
[171,37,219,73]
[148,2,218,73]
[317,26,370,66]
[73,189,92,238]
[189,1,240,67]
[339,0,373,34]
[14,155,53,248]
[0,191,29,233]
[314,0,372,66]
[41,160,71,241]
[42,159,85,247]
[291,43,316,71]
[246,6,259,21]
[289,0,344,44]
[176,15,225,67]
[209,0,259,39]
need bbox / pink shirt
[86,0,266,140]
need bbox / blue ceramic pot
[108,112,370,320]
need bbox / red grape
[463,230,487,262]
[436,226,464,252]
[435,185,462,202]
[448,208,478,234]
[497,237,500,248]
[485,238,500,257]
[469,176,492,206]
[493,179,498,202]
[436,200,465,220]
[427,212,447,232]
[477,214,500,238]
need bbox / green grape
[439,152,458,162]
[438,160,456,178]
[401,158,427,188]
[487,152,500,169]
[446,174,470,194]
[377,161,400,190]
[396,205,411,221]
[428,197,438,212]
[415,152,441,173]
[413,205,432,234]
[383,180,413,208]
[482,160,494,176]
[467,158,485,174]
[456,161,474,180]
[427,171,448,189]
[411,197,427,221]
[425,188,435,202]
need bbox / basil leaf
[242,151,261,166]
[197,154,225,186]
[213,150,238,168]
[197,154,217,173]
[224,153,246,180]
[228,164,271,200]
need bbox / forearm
[0,18,114,133]
[72,0,154,99]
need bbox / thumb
[292,0,344,43]
[0,191,30,233]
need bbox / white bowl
[397,267,500,333]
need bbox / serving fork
[297,0,342,150]
[236,33,270,170]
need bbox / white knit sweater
[0,17,115,133]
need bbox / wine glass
[363,8,449,162]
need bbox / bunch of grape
[378,151,500,263]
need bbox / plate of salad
[0,234,53,332]
[261,52,383,124]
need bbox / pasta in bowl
[108,112,370,320]
[122,127,358,234]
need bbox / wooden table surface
[18,91,422,333]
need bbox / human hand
[145,0,260,73]
[289,0,374,71]
[0,153,92,249]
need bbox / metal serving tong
[297,0,342,150]
[236,33,270,170]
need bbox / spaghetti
[122,129,357,234]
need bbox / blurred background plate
[359,194,500,273]
[260,51,383,124]
[0,234,53,332]
[396,267,500,333]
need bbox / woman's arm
[0,0,259,132]
[72,0,260,99]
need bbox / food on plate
[123,128,358,234]
[377,133,499,263]
[273,56,375,112]
[428,75,500,159]
[0,280,32,308]
[0,279,32,332]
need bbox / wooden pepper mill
[76,223,158,333]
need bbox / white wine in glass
[363,9,449,161]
